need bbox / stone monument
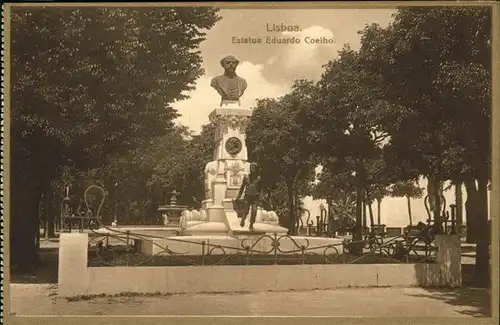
[210,55,248,107]
[93,56,341,256]
[183,55,286,236]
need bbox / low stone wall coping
[58,234,462,297]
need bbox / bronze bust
[211,55,247,106]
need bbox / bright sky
[171,8,489,227]
[173,8,396,134]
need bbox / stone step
[232,230,266,236]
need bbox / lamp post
[319,202,326,224]
[318,203,326,236]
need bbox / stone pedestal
[58,233,89,296]
[435,234,462,287]
[209,107,252,160]
[184,105,289,237]
[184,106,252,236]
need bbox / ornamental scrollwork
[211,115,251,140]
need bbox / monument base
[182,209,288,237]
[181,221,229,236]
[209,106,253,162]
[225,210,288,236]
[209,105,253,119]
[94,226,180,238]
[135,235,344,256]
[182,204,230,236]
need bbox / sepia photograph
[2,2,499,322]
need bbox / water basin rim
[158,205,189,210]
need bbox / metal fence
[57,185,437,267]
[87,226,437,267]
[294,207,356,238]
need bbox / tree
[313,46,396,252]
[78,121,217,225]
[150,122,217,207]
[79,125,193,225]
[444,180,464,229]
[246,80,318,233]
[314,144,394,230]
[358,7,491,285]
[389,181,425,226]
[363,155,396,228]
[370,184,390,226]
[179,123,217,206]
[10,7,221,268]
[312,166,357,230]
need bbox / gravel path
[9,284,490,317]
[10,238,486,317]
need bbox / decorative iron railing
[87,229,437,267]
[296,194,463,240]
[424,194,460,235]
[295,207,356,238]
[59,185,106,232]
[64,185,437,267]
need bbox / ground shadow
[10,247,59,284]
[405,287,491,317]
[411,263,491,317]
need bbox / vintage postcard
[2,2,499,324]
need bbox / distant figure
[111,218,117,227]
[211,55,247,106]
[191,196,201,210]
[235,163,262,231]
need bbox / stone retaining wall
[58,234,462,297]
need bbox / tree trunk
[47,205,56,238]
[455,182,463,228]
[40,196,46,239]
[362,200,367,230]
[115,181,120,222]
[294,193,300,233]
[53,195,61,232]
[464,178,480,243]
[286,180,296,235]
[352,162,365,255]
[36,197,41,250]
[10,133,58,270]
[474,178,490,287]
[427,176,443,233]
[327,199,333,220]
[365,188,374,227]
[377,198,381,225]
[406,195,413,226]
[327,198,334,235]
[43,188,56,238]
[10,180,42,270]
[266,189,274,210]
[368,202,374,228]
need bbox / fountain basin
[136,235,344,256]
[94,222,203,239]
[158,204,188,227]
[91,227,343,257]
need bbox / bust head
[211,55,247,105]
[220,55,240,75]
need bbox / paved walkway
[9,284,490,317]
